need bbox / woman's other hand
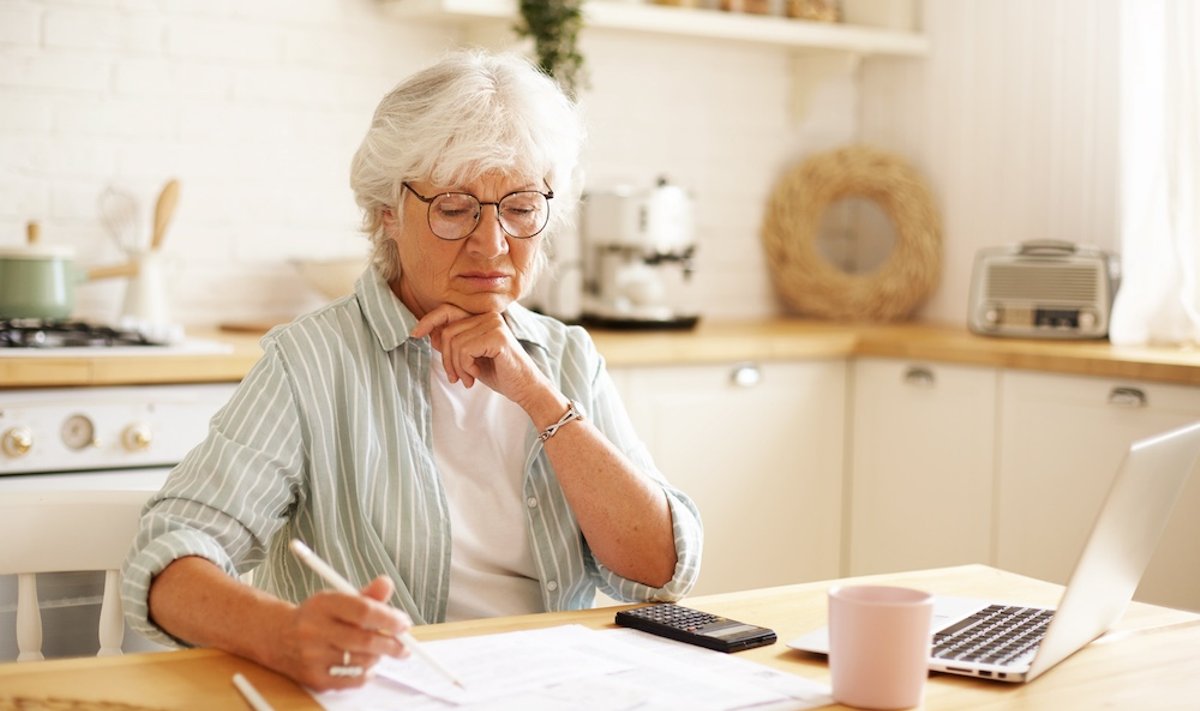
[272,575,412,691]
[411,303,549,407]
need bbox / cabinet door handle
[902,365,935,388]
[1107,386,1148,408]
[730,363,762,388]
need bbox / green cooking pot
[0,243,83,320]
[0,222,138,320]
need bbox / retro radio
[968,240,1120,339]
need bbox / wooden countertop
[0,327,265,389]
[3,319,1200,388]
[851,322,1200,385]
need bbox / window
[1110,0,1200,345]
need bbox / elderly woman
[121,50,702,690]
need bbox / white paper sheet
[376,625,635,704]
[314,624,832,711]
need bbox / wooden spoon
[150,178,181,251]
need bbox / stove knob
[122,423,153,452]
[2,426,34,458]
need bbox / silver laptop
[788,420,1200,683]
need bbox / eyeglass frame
[401,181,555,241]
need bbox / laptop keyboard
[931,604,1055,666]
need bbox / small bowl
[292,257,366,300]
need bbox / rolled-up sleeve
[121,342,306,646]
[583,360,704,603]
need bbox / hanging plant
[514,0,587,101]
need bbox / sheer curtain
[1109,0,1200,346]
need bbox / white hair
[350,49,586,284]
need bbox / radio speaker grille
[986,264,1098,302]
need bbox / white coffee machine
[580,177,700,329]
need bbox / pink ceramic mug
[828,585,934,710]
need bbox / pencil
[288,538,467,689]
[232,672,275,711]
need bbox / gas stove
[0,316,243,660]
[0,319,177,348]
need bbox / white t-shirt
[429,355,544,621]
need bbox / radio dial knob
[2,426,34,458]
[123,423,153,452]
[1078,310,1097,330]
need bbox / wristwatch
[537,400,585,443]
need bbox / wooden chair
[0,489,148,661]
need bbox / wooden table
[2,565,1198,710]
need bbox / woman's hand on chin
[411,303,549,405]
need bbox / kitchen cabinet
[383,0,928,56]
[996,371,1200,611]
[847,358,998,576]
[611,359,845,595]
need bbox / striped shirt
[122,266,703,647]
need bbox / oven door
[0,467,173,661]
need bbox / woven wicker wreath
[761,146,942,321]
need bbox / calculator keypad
[624,603,721,631]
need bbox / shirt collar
[355,265,555,355]
[356,265,418,352]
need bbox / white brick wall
[0,0,451,325]
[0,5,39,47]
[0,0,873,326]
[44,9,163,52]
[0,0,858,327]
[7,0,1113,326]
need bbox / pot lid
[0,243,75,259]
[4,222,76,259]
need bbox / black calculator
[614,603,777,653]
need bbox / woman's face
[383,172,545,319]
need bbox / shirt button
[526,497,538,508]
[546,580,558,592]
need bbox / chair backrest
[0,489,148,662]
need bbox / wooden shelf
[383,0,929,57]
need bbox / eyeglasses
[402,182,554,241]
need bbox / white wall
[860,0,1121,325]
[0,0,1121,329]
[1,0,854,326]
[2,0,455,324]
[577,29,858,318]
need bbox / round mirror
[815,196,897,275]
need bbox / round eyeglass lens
[498,192,549,238]
[429,193,479,240]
